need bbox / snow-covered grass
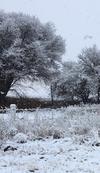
[0,104,100,172]
[1,104,100,141]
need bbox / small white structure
[10,104,16,125]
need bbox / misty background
[0,0,100,61]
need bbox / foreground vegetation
[0,104,100,142]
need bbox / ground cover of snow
[7,81,50,99]
[0,104,100,173]
[0,137,100,173]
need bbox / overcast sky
[0,0,100,61]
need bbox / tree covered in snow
[53,61,90,103]
[0,11,65,100]
[53,45,100,104]
[78,45,100,103]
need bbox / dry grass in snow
[0,104,100,172]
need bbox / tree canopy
[0,11,65,99]
[53,45,100,104]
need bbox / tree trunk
[50,84,54,106]
[81,96,88,104]
[97,88,100,103]
[97,78,100,103]
[0,75,14,102]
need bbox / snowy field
[0,104,100,173]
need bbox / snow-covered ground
[7,81,50,99]
[1,137,100,173]
[0,104,100,173]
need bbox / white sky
[0,0,100,61]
